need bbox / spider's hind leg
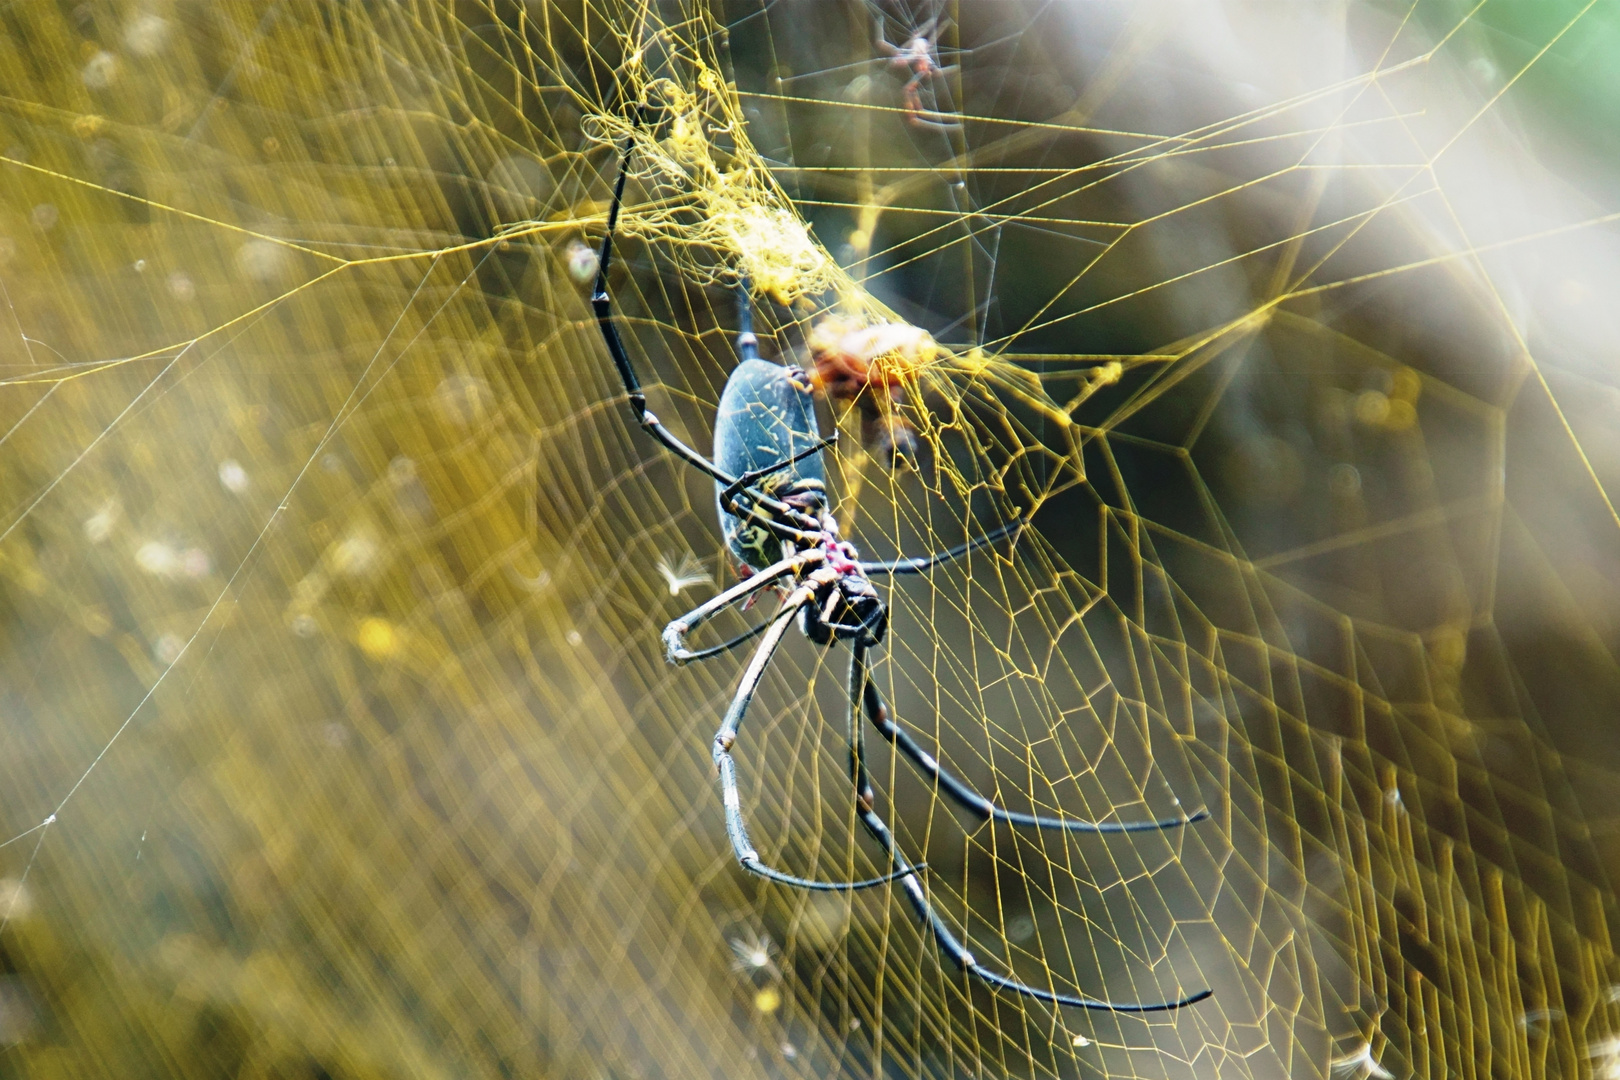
[845,641,1212,1013]
[864,673,1207,834]
[857,514,1205,831]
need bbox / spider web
[0,2,1618,1078]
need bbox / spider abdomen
[713,358,826,571]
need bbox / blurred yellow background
[1,3,1618,1079]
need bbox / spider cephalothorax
[794,541,887,647]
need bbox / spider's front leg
[712,583,921,892]
[844,641,1213,1013]
[592,130,819,546]
[592,136,728,485]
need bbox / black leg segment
[857,516,1030,576]
[863,676,1208,834]
[845,641,1213,1012]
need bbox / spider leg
[593,132,819,546]
[862,666,1208,834]
[906,111,967,134]
[717,432,837,517]
[593,136,734,486]
[715,588,923,891]
[856,515,1029,575]
[859,516,1205,831]
[872,16,900,58]
[846,641,1212,1012]
[902,72,964,133]
[678,619,770,664]
[733,270,762,363]
[664,550,819,664]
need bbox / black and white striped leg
[846,641,1213,1012]
[714,589,921,892]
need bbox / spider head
[800,566,887,647]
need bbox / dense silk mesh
[0,3,1618,1079]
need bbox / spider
[591,124,1212,1013]
[874,12,962,132]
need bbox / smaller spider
[875,14,962,132]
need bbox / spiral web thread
[0,2,1618,1079]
